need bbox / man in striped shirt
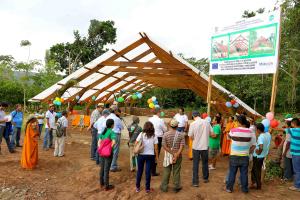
[226,115,256,193]
[288,118,300,192]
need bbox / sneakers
[110,168,122,172]
[173,187,182,193]
[209,165,216,170]
[289,186,300,192]
[105,185,114,191]
[192,184,199,187]
[151,173,160,176]
[146,188,154,193]
[203,179,209,183]
[136,188,140,193]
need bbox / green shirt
[98,128,116,141]
[209,124,221,149]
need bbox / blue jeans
[38,124,43,137]
[0,126,14,152]
[136,154,155,190]
[177,127,185,132]
[10,127,21,147]
[110,133,121,170]
[192,149,209,185]
[43,128,53,149]
[284,156,294,180]
[91,127,98,160]
[226,156,249,193]
[292,155,300,188]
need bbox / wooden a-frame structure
[30,33,261,117]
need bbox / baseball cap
[49,104,54,107]
[97,103,104,107]
[285,114,293,121]
[110,105,118,112]
[102,109,110,116]
[170,119,179,128]
[192,111,200,117]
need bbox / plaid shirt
[162,130,185,154]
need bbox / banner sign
[209,9,280,75]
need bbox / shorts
[209,148,219,159]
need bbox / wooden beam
[113,68,189,75]
[112,49,130,61]
[102,61,183,69]
[131,49,152,62]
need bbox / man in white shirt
[188,111,214,187]
[107,105,124,172]
[43,104,56,150]
[174,108,188,133]
[54,111,68,157]
[149,108,167,176]
[88,103,104,161]
[0,102,15,154]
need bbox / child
[209,116,221,170]
[127,116,142,172]
[250,123,271,190]
[54,111,68,157]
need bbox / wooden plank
[112,49,130,61]
[102,61,183,69]
[131,49,152,62]
[206,75,213,115]
[113,68,189,75]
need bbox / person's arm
[173,144,184,163]
[255,144,263,155]
[283,142,290,157]
[162,135,173,155]
[154,144,159,161]
[188,124,194,140]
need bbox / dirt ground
[0,116,299,200]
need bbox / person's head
[97,103,105,112]
[26,114,38,130]
[169,119,179,129]
[0,102,8,111]
[256,123,265,134]
[285,120,292,128]
[109,105,118,114]
[179,108,184,115]
[37,107,43,113]
[216,112,222,118]
[143,121,155,138]
[249,117,254,125]
[61,110,68,117]
[214,116,221,125]
[15,104,22,112]
[102,109,110,117]
[228,116,234,123]
[153,107,161,116]
[49,104,55,111]
[192,111,200,120]
[291,118,300,128]
[106,118,115,129]
[132,116,140,124]
[245,120,250,128]
[237,115,248,127]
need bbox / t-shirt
[253,132,271,158]
[229,127,256,156]
[289,128,300,156]
[162,130,185,154]
[0,110,6,127]
[283,128,292,158]
[188,118,212,150]
[11,111,23,128]
[149,115,167,138]
[209,124,221,149]
[128,123,142,144]
[106,113,123,134]
[35,112,45,125]
[136,133,158,155]
[95,116,107,134]
[45,110,56,129]
[174,113,188,128]
[90,109,101,125]
[98,128,116,141]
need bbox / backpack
[56,120,64,137]
[98,138,113,157]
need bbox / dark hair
[291,118,300,127]
[180,107,184,112]
[215,116,221,124]
[101,119,114,135]
[0,102,9,107]
[15,104,22,109]
[143,121,155,138]
[256,123,265,132]
[153,108,161,115]
[286,121,292,127]
[230,116,234,121]
[245,120,250,128]
[62,110,67,116]
[237,115,248,126]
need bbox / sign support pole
[207,75,213,115]
[269,7,282,113]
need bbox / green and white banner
[209,9,280,75]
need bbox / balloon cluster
[225,99,239,108]
[92,95,97,101]
[262,112,280,132]
[201,112,211,123]
[53,97,64,106]
[147,96,159,109]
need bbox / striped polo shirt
[289,128,300,156]
[229,127,256,156]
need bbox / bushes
[264,160,283,181]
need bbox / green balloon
[117,97,124,103]
[160,111,165,117]
[132,94,138,100]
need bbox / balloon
[61,98,65,103]
[151,96,157,102]
[132,94,138,100]
[262,119,270,129]
[153,100,158,105]
[225,102,232,108]
[233,102,239,108]
[270,119,279,128]
[149,103,155,109]
[160,111,165,117]
[117,97,124,103]
[155,104,160,109]
[56,112,62,118]
[230,99,236,105]
[56,101,62,106]
[264,125,270,132]
[147,99,153,104]
[266,112,274,121]
[137,93,143,99]
[55,97,60,101]
[92,96,96,101]
[205,116,211,123]
[201,113,208,119]
[76,95,80,100]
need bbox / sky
[0,0,279,64]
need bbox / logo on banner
[212,63,218,69]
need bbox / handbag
[134,133,145,154]
[163,132,179,167]
[98,138,113,157]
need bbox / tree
[48,20,117,74]
[20,40,31,62]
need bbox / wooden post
[207,75,213,115]
[269,7,282,113]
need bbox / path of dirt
[0,116,298,200]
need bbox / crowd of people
[1,101,300,195]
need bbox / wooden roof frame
[29,33,261,116]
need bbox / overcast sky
[0,0,278,64]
